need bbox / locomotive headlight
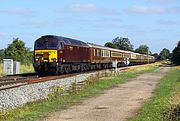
[35,58,39,61]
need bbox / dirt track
[44,67,171,121]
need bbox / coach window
[107,51,110,57]
[96,49,99,56]
[94,49,96,56]
[101,50,105,57]
[69,46,73,51]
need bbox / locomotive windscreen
[35,38,58,49]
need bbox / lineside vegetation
[0,62,161,121]
[0,63,34,76]
[130,66,180,121]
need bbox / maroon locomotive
[33,35,155,75]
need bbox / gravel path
[44,67,171,121]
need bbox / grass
[0,64,3,76]
[0,63,161,121]
[129,66,180,121]
[20,64,34,74]
[0,63,34,76]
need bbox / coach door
[58,42,64,62]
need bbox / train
[33,35,155,75]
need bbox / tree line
[0,37,179,65]
[104,37,180,65]
[0,38,33,65]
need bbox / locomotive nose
[43,52,49,62]
[34,50,57,63]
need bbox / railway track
[0,67,131,91]
[0,72,86,91]
[0,74,38,91]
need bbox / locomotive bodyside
[34,35,91,75]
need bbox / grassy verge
[129,66,180,121]
[0,63,161,121]
[0,63,34,76]
[0,64,3,76]
[20,64,34,74]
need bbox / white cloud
[70,4,98,14]
[0,7,32,15]
[66,3,120,15]
[151,0,177,3]
[0,32,6,37]
[128,5,180,15]
[128,6,165,14]
[157,20,180,25]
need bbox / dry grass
[0,63,34,76]
[0,63,3,76]
[175,66,180,70]
[20,64,34,74]
[124,62,162,73]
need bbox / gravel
[0,69,117,110]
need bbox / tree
[4,38,33,64]
[159,48,170,60]
[0,49,5,63]
[112,37,133,51]
[152,53,160,60]
[172,41,180,64]
[104,42,117,49]
[135,45,151,55]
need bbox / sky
[0,0,180,53]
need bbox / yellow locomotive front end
[33,36,60,75]
[34,50,58,63]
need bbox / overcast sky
[0,0,179,53]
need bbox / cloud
[128,6,165,14]
[64,3,120,16]
[151,0,178,3]
[157,20,180,25]
[0,7,33,15]
[0,32,6,37]
[70,4,98,14]
[128,5,180,15]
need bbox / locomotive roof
[40,35,89,47]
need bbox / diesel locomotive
[33,35,155,75]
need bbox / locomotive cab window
[35,38,58,49]
[48,41,58,48]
